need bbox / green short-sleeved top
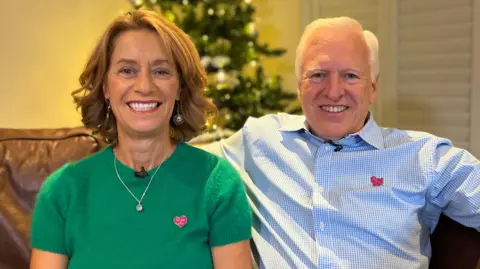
[31,142,252,269]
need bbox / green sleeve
[30,164,72,255]
[208,158,252,247]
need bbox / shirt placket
[308,134,341,268]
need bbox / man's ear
[369,74,379,104]
[297,81,302,97]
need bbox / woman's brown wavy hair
[72,9,217,145]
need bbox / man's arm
[429,142,480,231]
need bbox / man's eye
[311,72,326,78]
[345,73,359,79]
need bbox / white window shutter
[397,0,474,150]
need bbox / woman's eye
[119,68,136,75]
[153,69,169,76]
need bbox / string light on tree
[245,22,257,37]
[164,10,175,21]
[216,69,226,83]
[212,55,231,69]
[200,56,212,68]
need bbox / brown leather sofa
[1,127,479,269]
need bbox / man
[201,17,480,268]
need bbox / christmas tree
[129,0,297,131]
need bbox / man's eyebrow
[305,66,326,72]
[341,68,364,75]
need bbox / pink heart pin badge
[173,215,187,228]
[370,176,384,187]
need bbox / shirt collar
[278,114,307,132]
[279,112,385,149]
[354,114,385,149]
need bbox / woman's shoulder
[178,142,228,168]
[68,146,112,171]
[175,142,241,182]
[182,143,241,182]
[40,147,111,194]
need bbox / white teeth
[128,102,159,111]
[320,106,348,113]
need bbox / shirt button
[319,222,325,231]
[318,186,324,192]
[325,145,330,150]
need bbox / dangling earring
[105,101,111,122]
[97,99,111,128]
[172,100,184,126]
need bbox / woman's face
[105,29,180,138]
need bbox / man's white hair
[295,17,379,81]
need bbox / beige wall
[255,0,301,94]
[0,1,131,128]
[0,0,300,129]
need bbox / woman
[30,9,252,269]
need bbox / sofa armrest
[430,214,480,269]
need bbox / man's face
[297,28,377,141]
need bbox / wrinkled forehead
[302,28,369,70]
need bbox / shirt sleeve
[198,129,246,169]
[428,140,480,231]
[208,158,252,247]
[30,164,72,255]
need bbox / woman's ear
[176,88,182,101]
[103,83,109,99]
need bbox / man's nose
[134,71,154,94]
[325,72,345,101]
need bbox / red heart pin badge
[370,176,384,187]
[173,215,187,228]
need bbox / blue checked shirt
[202,112,480,269]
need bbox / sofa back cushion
[0,127,102,269]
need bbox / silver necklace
[113,154,162,212]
